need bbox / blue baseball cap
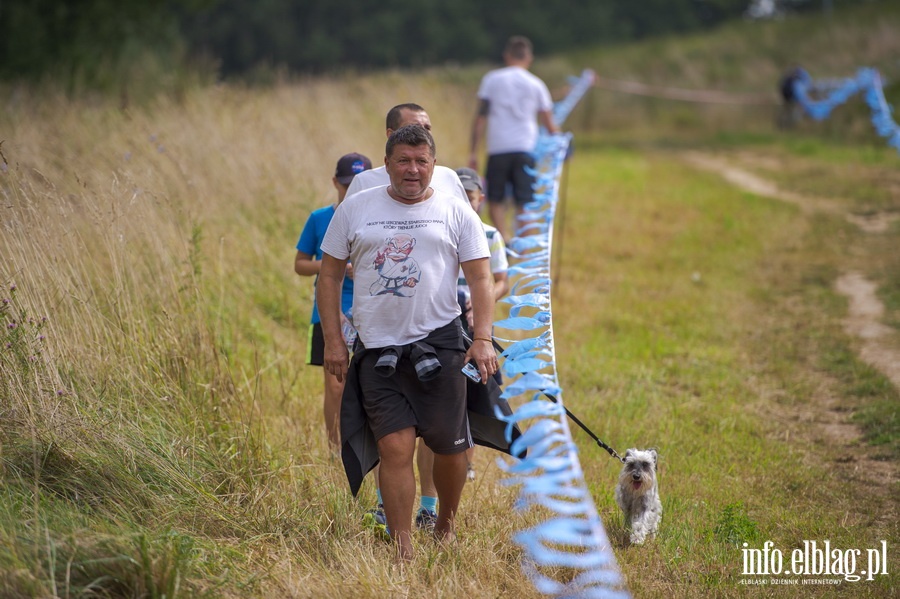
[335,153,372,184]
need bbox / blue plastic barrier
[792,67,900,154]
[494,69,630,599]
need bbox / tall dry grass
[1,71,511,597]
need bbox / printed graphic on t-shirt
[370,232,420,297]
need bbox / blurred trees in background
[0,0,856,88]
[0,1,195,89]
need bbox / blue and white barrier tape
[793,67,900,154]
[494,69,630,599]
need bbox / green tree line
[0,0,844,87]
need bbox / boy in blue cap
[294,152,372,450]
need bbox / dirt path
[834,272,900,388]
[684,152,900,384]
[684,152,900,233]
[685,151,898,500]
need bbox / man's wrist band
[474,337,492,343]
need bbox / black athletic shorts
[307,322,325,366]
[485,151,536,206]
[357,346,472,455]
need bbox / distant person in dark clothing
[778,66,809,129]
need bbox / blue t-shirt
[296,205,353,324]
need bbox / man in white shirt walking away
[468,36,559,242]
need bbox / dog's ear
[650,449,658,466]
[624,449,633,459]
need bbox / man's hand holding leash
[460,257,497,383]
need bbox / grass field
[2,4,898,598]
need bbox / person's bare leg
[377,427,417,560]
[431,451,468,542]
[488,201,509,242]
[416,438,436,500]
[323,371,344,451]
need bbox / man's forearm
[461,258,499,381]
[464,267,495,339]
[540,110,559,134]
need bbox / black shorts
[485,151,536,206]
[307,322,325,366]
[357,347,472,455]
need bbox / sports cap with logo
[335,153,373,184]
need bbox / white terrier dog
[614,448,662,545]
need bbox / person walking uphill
[317,124,498,561]
[469,35,559,242]
[294,152,372,451]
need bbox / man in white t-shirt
[468,36,559,241]
[318,124,497,561]
[346,102,467,536]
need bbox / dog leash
[480,335,626,463]
[543,392,625,463]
